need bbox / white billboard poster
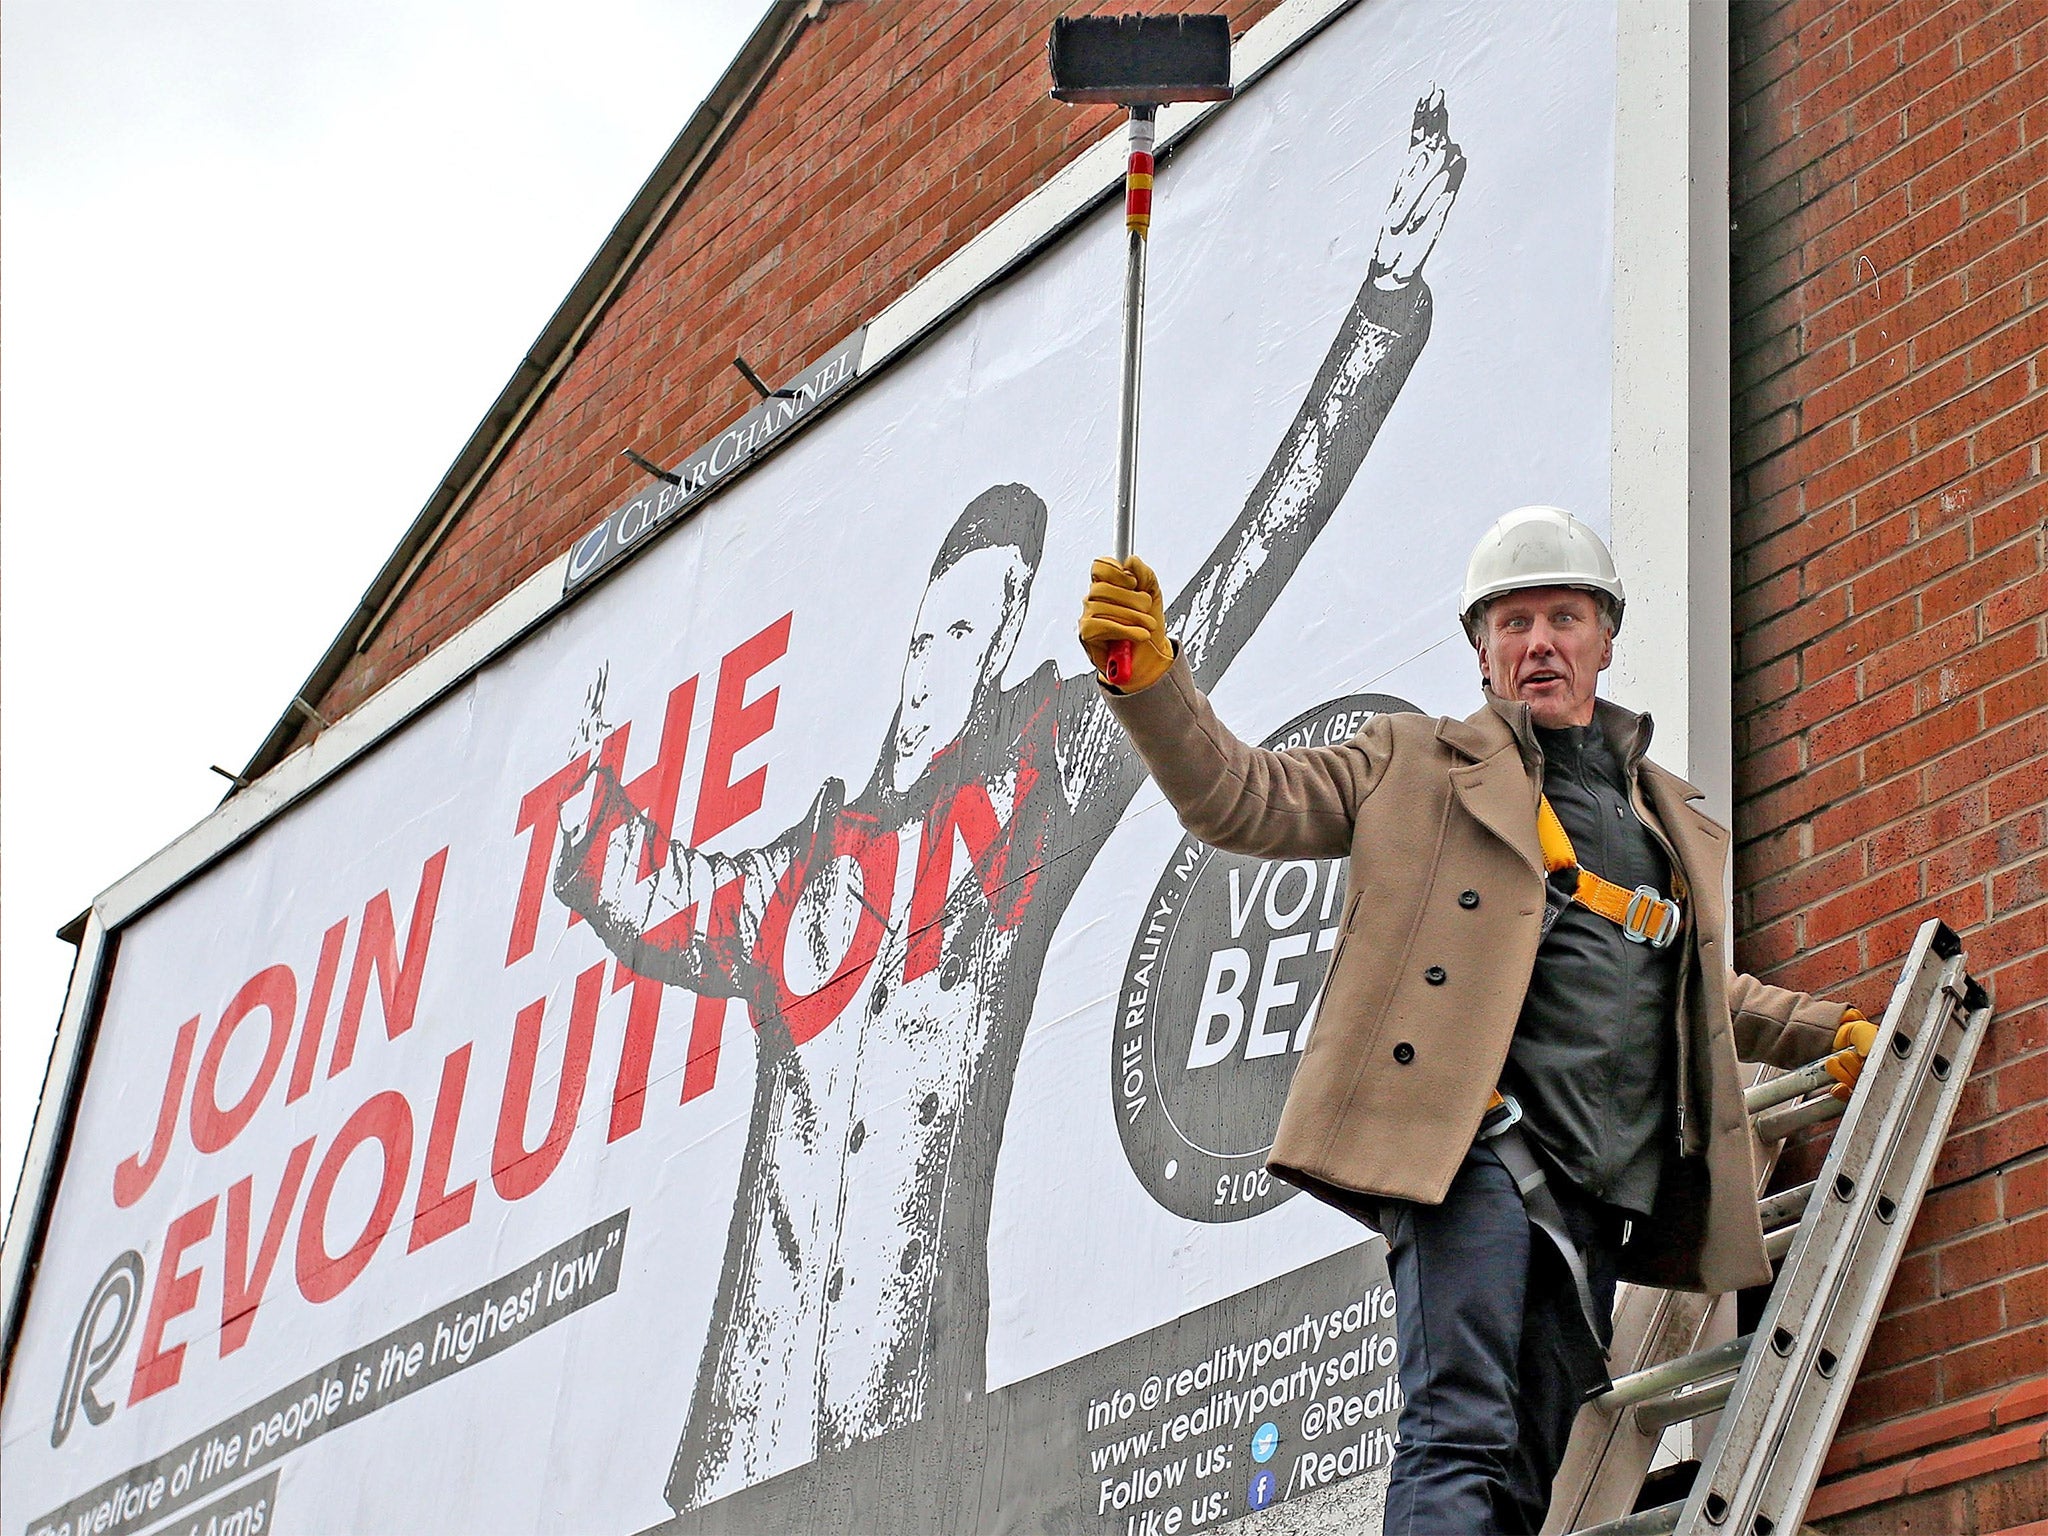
[2,1,1626,1531]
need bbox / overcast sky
[1,0,773,1224]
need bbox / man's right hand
[1080,557,1174,691]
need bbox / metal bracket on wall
[730,354,797,400]
[620,448,683,486]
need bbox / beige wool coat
[1108,654,1851,1294]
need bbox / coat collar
[1438,696,1541,875]
[1434,695,1520,764]
[1442,688,1702,796]
[1437,690,1709,879]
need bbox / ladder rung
[1635,1375,1736,1433]
[1574,1497,1683,1536]
[1764,1220,1798,1262]
[1758,1179,1817,1230]
[1599,1333,1754,1410]
[1745,1056,1837,1113]
[1753,1090,1844,1143]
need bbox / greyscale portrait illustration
[550,92,1466,1522]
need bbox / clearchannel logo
[1111,693,1419,1222]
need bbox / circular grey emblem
[1113,692,1419,1222]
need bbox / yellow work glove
[1824,1008,1876,1101]
[1079,556,1174,692]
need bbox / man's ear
[986,556,1032,679]
[1597,630,1614,673]
[1475,634,1494,690]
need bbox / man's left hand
[1370,87,1466,289]
[1824,1008,1877,1101]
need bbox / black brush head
[1048,13,1233,107]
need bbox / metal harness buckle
[1479,1091,1524,1140]
[1622,885,1682,949]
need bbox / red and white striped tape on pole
[1125,114,1156,236]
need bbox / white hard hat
[1460,505,1626,639]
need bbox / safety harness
[1475,795,1688,1385]
[1479,1091,1612,1388]
[1535,794,1683,948]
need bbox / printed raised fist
[1079,556,1174,692]
[1371,86,1467,290]
[558,665,616,846]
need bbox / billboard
[1,0,1683,1530]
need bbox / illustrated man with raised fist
[555,92,1466,1525]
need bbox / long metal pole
[1115,220,1148,561]
[1103,105,1156,686]
[1114,105,1156,563]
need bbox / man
[1079,505,1875,1535]
[552,94,1466,1523]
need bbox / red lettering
[692,613,791,844]
[683,996,729,1105]
[494,963,602,1200]
[904,784,1004,983]
[113,1016,199,1209]
[191,965,298,1155]
[755,817,894,1047]
[410,1045,477,1252]
[287,919,349,1103]
[684,882,747,1102]
[330,848,449,1077]
[513,678,701,962]
[608,965,663,1143]
[565,727,635,930]
[507,756,591,965]
[128,1196,217,1404]
[296,1092,413,1304]
[220,1138,314,1355]
[627,676,698,880]
[606,908,700,1138]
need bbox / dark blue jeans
[1375,1144,1622,1536]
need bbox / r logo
[51,1250,144,1448]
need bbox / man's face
[1475,585,1612,729]
[893,545,1026,790]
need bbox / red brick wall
[1729,1,2047,1529]
[305,0,1275,728]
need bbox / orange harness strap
[1535,795,1683,950]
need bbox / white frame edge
[0,910,108,1378]
[1608,0,1733,828]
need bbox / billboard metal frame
[0,0,1730,1391]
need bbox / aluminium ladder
[1544,917,1994,1536]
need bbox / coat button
[1459,890,1480,909]
[1424,965,1447,985]
[849,1119,867,1152]
[1392,1042,1415,1064]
